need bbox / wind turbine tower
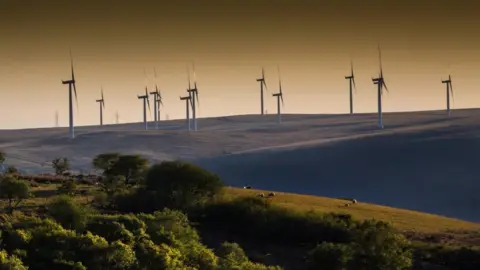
[187,62,200,131]
[272,66,285,124]
[96,87,105,126]
[345,61,356,114]
[441,75,454,116]
[149,68,162,129]
[137,87,151,130]
[371,45,389,129]
[180,95,191,131]
[61,50,79,139]
[256,68,268,115]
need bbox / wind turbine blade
[192,61,196,83]
[383,81,389,93]
[187,66,191,89]
[195,87,200,107]
[352,77,357,93]
[262,67,265,80]
[450,81,454,101]
[378,43,383,74]
[70,50,75,81]
[281,94,284,106]
[73,83,79,111]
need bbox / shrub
[144,161,224,211]
[349,220,412,270]
[305,242,353,270]
[47,195,92,231]
[51,158,70,176]
[0,249,27,270]
[0,176,30,213]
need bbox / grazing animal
[351,199,357,204]
[344,203,351,207]
[257,193,265,197]
[244,185,252,189]
[267,192,276,197]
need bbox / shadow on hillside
[195,125,480,222]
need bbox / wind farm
[2,43,480,223]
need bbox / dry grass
[223,187,480,234]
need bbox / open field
[1,109,480,221]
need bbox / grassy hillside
[223,187,480,234]
[16,183,480,246]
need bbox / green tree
[92,153,120,173]
[103,155,148,185]
[305,242,353,270]
[52,157,70,175]
[144,161,224,211]
[349,220,412,270]
[47,195,91,231]
[0,176,30,213]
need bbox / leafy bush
[51,158,70,176]
[0,176,30,213]
[305,242,353,270]
[47,195,92,231]
[0,249,27,270]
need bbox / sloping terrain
[1,109,480,221]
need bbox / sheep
[267,192,276,197]
[243,185,252,189]
[257,193,265,197]
[344,203,351,207]
[351,199,357,204]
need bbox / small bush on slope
[0,176,30,213]
[47,195,93,231]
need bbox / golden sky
[1,0,480,128]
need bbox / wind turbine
[256,67,268,115]
[149,68,162,129]
[187,62,200,131]
[96,86,105,126]
[371,45,389,129]
[137,87,150,130]
[180,95,191,131]
[61,49,79,139]
[345,60,356,114]
[441,75,454,116]
[272,66,285,124]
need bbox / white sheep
[267,192,276,197]
[257,193,265,197]
[351,199,357,204]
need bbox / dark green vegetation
[0,151,478,269]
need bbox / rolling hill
[1,109,480,221]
